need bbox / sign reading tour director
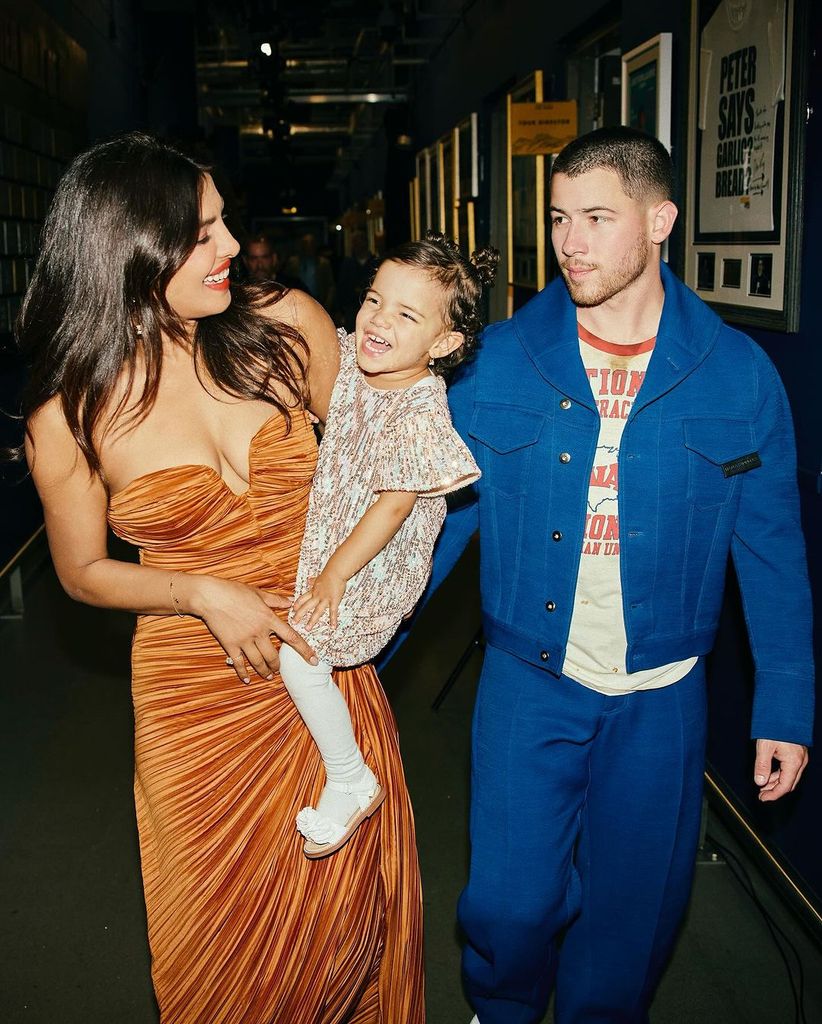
[697,0,786,237]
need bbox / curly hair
[378,231,499,376]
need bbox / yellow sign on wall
[511,101,578,155]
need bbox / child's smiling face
[355,260,464,390]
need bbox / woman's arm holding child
[292,491,417,630]
[27,398,317,685]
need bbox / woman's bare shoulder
[27,393,69,446]
[260,287,325,332]
[255,289,339,420]
[25,395,90,486]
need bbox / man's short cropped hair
[244,232,273,252]
[551,126,674,202]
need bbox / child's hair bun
[470,246,500,287]
[424,229,460,254]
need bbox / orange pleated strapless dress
[107,410,424,1024]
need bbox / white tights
[278,643,376,828]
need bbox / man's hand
[753,739,809,802]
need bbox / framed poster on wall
[684,0,808,331]
[507,71,545,312]
[438,130,457,237]
[455,113,478,253]
[416,149,430,234]
[409,176,420,240]
[511,155,538,286]
[621,33,672,152]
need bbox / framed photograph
[511,156,538,287]
[456,114,479,252]
[697,251,717,290]
[416,149,431,234]
[457,114,479,200]
[721,257,742,288]
[684,0,808,331]
[429,144,441,236]
[438,131,457,237]
[507,71,545,310]
[749,252,773,296]
[621,33,673,152]
[409,176,420,240]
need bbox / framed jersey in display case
[684,0,808,331]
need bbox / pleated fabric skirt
[131,614,424,1024]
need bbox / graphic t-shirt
[563,324,697,695]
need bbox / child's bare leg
[279,643,381,849]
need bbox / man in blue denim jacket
[431,128,814,1024]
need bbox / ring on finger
[225,656,234,666]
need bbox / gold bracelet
[169,571,185,617]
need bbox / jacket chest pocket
[683,418,757,510]
[469,406,545,496]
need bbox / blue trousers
[459,647,707,1024]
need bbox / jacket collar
[511,262,723,411]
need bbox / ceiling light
[288,91,406,105]
[260,42,273,57]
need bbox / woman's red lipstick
[204,259,231,291]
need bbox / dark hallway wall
[33,0,144,141]
[411,0,616,143]
[0,1,200,567]
[0,0,145,565]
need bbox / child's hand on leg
[293,569,347,630]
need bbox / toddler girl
[279,232,498,858]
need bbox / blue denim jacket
[431,263,814,746]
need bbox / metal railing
[0,523,45,620]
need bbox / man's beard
[561,233,650,308]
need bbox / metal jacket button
[559,452,571,463]
[545,601,556,612]
[540,650,550,661]
[552,531,562,541]
[560,398,571,410]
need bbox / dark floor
[2,542,821,1023]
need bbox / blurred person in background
[335,229,377,331]
[241,232,306,290]
[287,231,335,310]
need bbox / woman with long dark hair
[17,133,424,1023]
